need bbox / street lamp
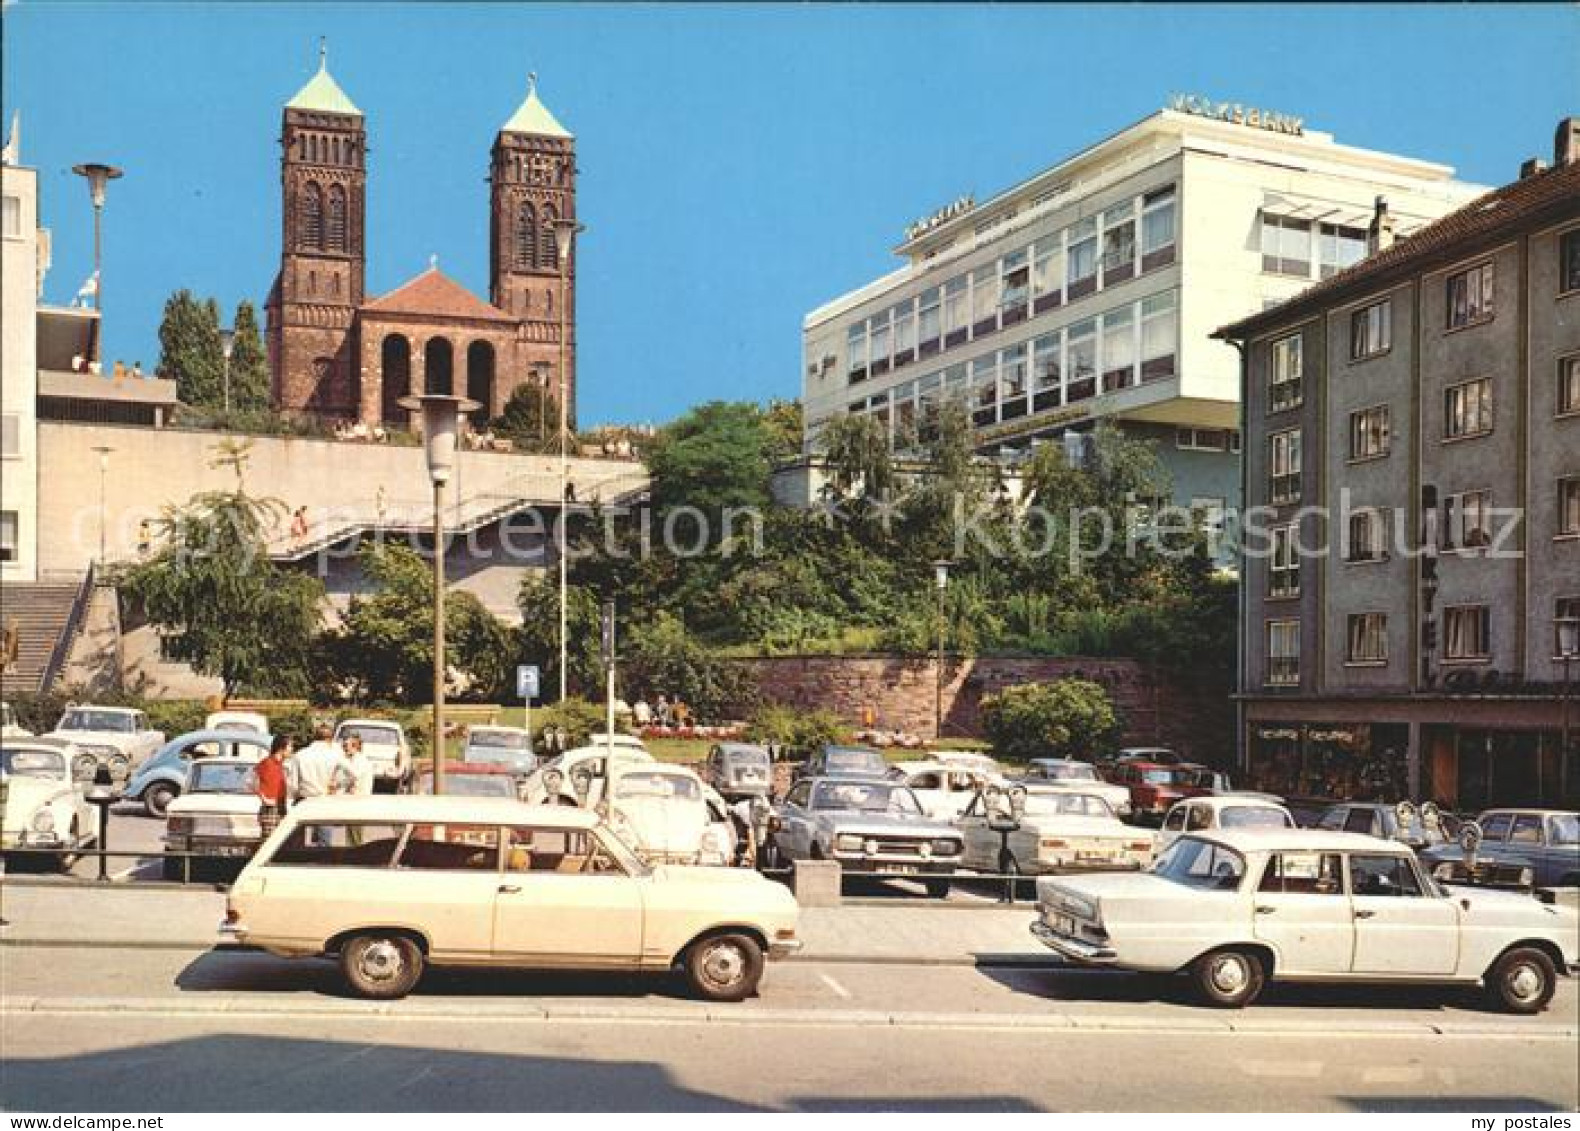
[219,326,236,414]
[71,162,123,366]
[552,216,584,703]
[932,559,952,740]
[1558,614,1580,805]
[91,445,114,566]
[398,393,480,796]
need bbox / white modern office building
[1,116,45,582]
[800,98,1487,521]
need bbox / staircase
[0,570,94,696]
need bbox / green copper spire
[502,72,572,139]
[286,40,362,117]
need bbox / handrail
[40,562,95,694]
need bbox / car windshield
[1,747,67,779]
[212,720,263,734]
[1151,836,1247,890]
[416,773,515,797]
[1021,792,1113,819]
[60,709,133,732]
[614,771,701,801]
[189,762,256,793]
[1548,814,1579,846]
[1142,768,1189,785]
[1221,806,1292,829]
[341,724,398,746]
[469,730,530,751]
[825,748,885,774]
[1040,763,1096,781]
[812,781,922,816]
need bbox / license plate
[876,863,918,875]
[1077,852,1112,863]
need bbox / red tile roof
[362,267,515,323]
[1217,159,1580,339]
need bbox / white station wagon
[223,795,801,1002]
[1032,828,1580,1012]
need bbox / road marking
[819,973,852,1000]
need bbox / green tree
[761,398,804,465]
[228,300,270,412]
[516,573,603,702]
[621,611,758,721]
[116,447,323,699]
[816,411,894,504]
[157,289,225,409]
[979,678,1120,762]
[320,543,516,703]
[493,383,556,451]
[646,401,776,518]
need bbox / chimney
[1366,196,1395,255]
[1519,157,1548,179]
[1554,117,1580,167]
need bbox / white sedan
[1,740,96,864]
[957,786,1153,875]
[1032,828,1580,1012]
[1154,795,1294,854]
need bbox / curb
[2,995,1573,1039]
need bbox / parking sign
[516,664,540,701]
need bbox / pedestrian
[255,734,293,837]
[293,723,350,845]
[632,697,652,728]
[289,506,309,549]
[656,694,672,728]
[335,734,376,797]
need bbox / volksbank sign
[1168,94,1305,137]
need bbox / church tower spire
[267,41,367,417]
[489,72,578,426]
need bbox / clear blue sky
[4,3,1575,427]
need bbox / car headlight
[932,838,960,856]
[31,809,56,833]
[834,834,863,852]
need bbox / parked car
[1105,760,1207,824]
[933,751,1004,778]
[162,752,266,879]
[0,739,96,866]
[1031,828,1580,1012]
[221,795,802,1001]
[1,701,32,738]
[331,719,410,791]
[1421,810,1580,889]
[886,760,994,819]
[204,710,270,736]
[1022,758,1133,818]
[1315,801,1455,850]
[602,764,736,867]
[701,742,773,802]
[124,729,273,818]
[519,743,654,807]
[411,761,520,799]
[771,776,962,897]
[956,785,1153,876]
[1155,795,1295,854]
[1114,746,1179,764]
[796,744,888,781]
[48,705,165,781]
[460,725,536,792]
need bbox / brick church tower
[266,46,367,418]
[489,75,579,427]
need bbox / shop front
[1245,722,1410,803]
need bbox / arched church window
[516,200,537,271]
[539,203,558,270]
[326,185,347,252]
[301,183,324,251]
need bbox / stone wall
[732,654,1234,765]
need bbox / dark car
[1421,809,1579,888]
[703,742,773,801]
[1314,801,1456,850]
[796,744,887,782]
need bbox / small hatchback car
[223,795,801,1001]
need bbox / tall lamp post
[398,394,480,796]
[219,326,236,413]
[1558,614,1580,806]
[91,445,114,566]
[551,217,584,703]
[932,559,952,741]
[71,162,123,367]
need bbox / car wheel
[923,878,951,900]
[1191,948,1266,1008]
[340,932,424,1000]
[1485,947,1555,1015]
[683,932,764,1002]
[144,783,177,818]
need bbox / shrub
[746,703,844,759]
[979,678,1120,762]
[531,697,615,750]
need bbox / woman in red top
[256,735,293,836]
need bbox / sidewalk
[0,881,1049,965]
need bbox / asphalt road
[2,945,1575,1111]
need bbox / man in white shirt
[335,734,376,797]
[293,724,352,845]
